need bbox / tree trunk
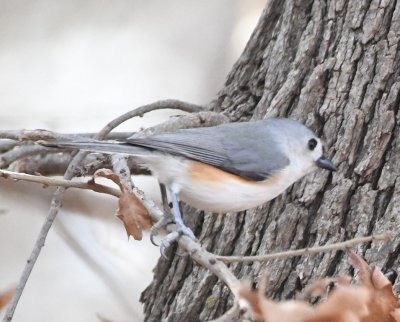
[141,0,400,320]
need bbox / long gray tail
[39,140,152,156]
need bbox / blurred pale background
[0,1,264,321]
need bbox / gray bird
[41,118,336,253]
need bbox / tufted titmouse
[42,118,336,250]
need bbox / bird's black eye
[308,138,318,151]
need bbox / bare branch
[132,111,229,138]
[180,236,241,296]
[9,152,150,177]
[0,169,121,197]
[0,129,65,141]
[3,152,84,322]
[111,155,134,189]
[0,131,134,143]
[216,232,392,263]
[96,99,206,139]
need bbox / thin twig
[96,99,206,139]
[132,111,229,138]
[3,99,204,321]
[0,169,121,197]
[0,130,134,142]
[111,155,134,189]
[180,236,241,296]
[8,152,149,177]
[0,129,66,141]
[216,232,392,263]
[3,155,81,322]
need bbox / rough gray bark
[141,0,400,320]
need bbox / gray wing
[126,121,289,181]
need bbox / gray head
[262,118,336,175]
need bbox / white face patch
[281,135,324,177]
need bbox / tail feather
[39,140,151,156]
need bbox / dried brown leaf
[238,282,264,321]
[310,286,370,322]
[240,250,399,322]
[347,248,399,322]
[94,169,125,191]
[260,298,314,322]
[94,169,153,240]
[117,189,152,240]
[239,282,369,322]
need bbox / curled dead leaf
[239,250,399,322]
[312,286,370,322]
[240,286,370,322]
[259,298,314,322]
[94,169,153,240]
[117,189,152,240]
[347,248,400,322]
[239,282,370,322]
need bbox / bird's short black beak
[316,157,337,172]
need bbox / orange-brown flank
[187,161,284,185]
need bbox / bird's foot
[175,220,197,240]
[152,188,197,258]
[150,215,174,247]
[159,221,197,259]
